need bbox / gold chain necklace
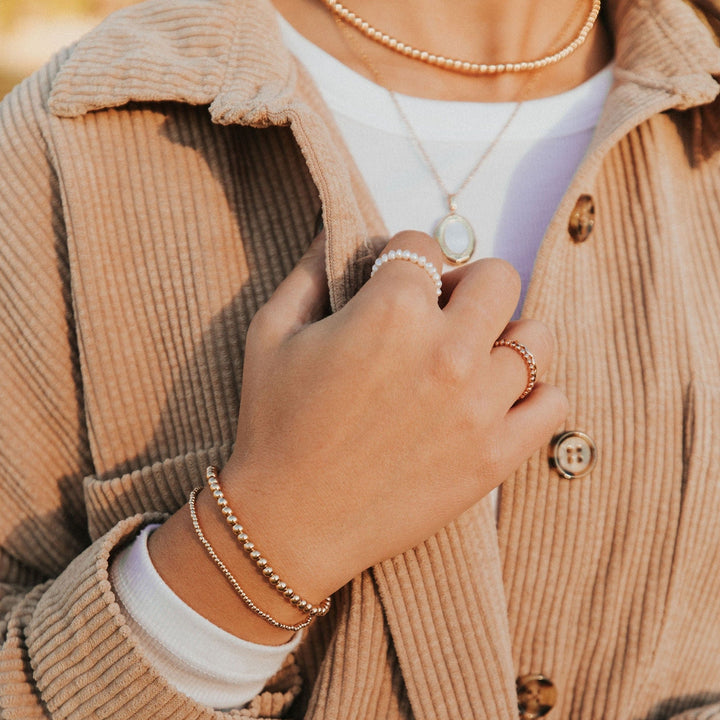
[332,1,593,264]
[324,0,601,76]
[387,86,521,265]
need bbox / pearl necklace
[323,0,602,76]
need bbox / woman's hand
[217,229,568,605]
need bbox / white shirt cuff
[110,524,302,709]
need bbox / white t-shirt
[111,15,614,711]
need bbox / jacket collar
[49,0,720,122]
[609,0,720,104]
[49,0,301,126]
[585,0,720,162]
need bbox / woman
[1,0,720,717]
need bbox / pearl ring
[370,249,442,296]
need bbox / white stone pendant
[435,211,475,265]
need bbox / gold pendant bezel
[435,212,475,265]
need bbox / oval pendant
[434,212,475,265]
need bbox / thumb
[258,231,330,338]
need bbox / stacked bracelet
[205,466,332,618]
[188,488,315,632]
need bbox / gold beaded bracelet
[188,488,315,632]
[205,466,332,618]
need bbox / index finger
[251,231,330,342]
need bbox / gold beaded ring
[493,338,538,401]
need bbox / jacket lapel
[373,500,518,720]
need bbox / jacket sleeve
[0,60,300,719]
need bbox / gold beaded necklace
[323,0,602,76]
[331,1,599,264]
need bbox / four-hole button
[550,430,597,479]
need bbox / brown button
[517,674,557,719]
[568,194,595,242]
[550,430,597,479]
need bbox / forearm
[148,485,319,646]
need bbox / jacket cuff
[82,444,234,541]
[24,514,301,719]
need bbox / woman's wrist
[216,457,350,602]
[148,483,317,646]
[200,467,332,621]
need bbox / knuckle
[383,281,431,316]
[430,340,474,387]
[485,258,522,297]
[386,230,444,269]
[390,229,434,248]
[355,282,428,340]
[522,320,556,362]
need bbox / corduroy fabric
[2,0,720,717]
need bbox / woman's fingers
[442,258,522,341]
[249,231,330,343]
[361,237,556,413]
[501,382,570,472]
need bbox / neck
[273,0,613,102]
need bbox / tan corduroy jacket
[2,0,720,717]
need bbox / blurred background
[0,0,137,99]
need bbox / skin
[271,0,613,101]
[148,0,607,646]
